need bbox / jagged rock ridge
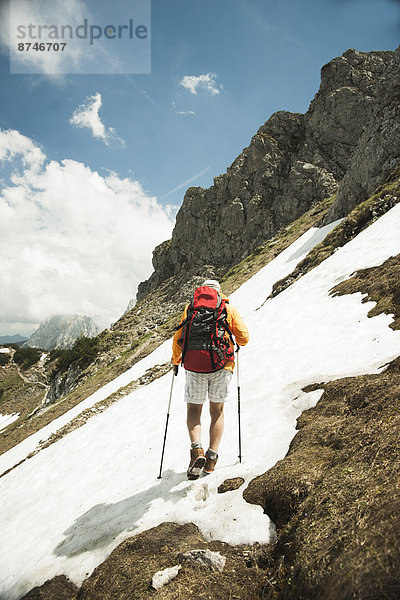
[138,47,399,302]
[25,314,100,350]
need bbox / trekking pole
[157,369,175,479]
[236,345,242,463]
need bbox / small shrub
[13,347,41,370]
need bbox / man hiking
[172,279,249,480]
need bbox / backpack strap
[220,317,234,344]
[181,311,195,365]
[174,313,191,332]
[208,293,224,369]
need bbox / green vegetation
[0,371,26,411]
[50,336,100,373]
[13,347,41,370]
[0,353,10,366]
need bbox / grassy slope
[0,364,45,423]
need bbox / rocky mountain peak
[137,47,399,303]
[25,314,100,351]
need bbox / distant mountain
[0,334,28,345]
[24,315,100,350]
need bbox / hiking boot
[203,452,218,475]
[187,448,206,480]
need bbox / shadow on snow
[53,469,188,557]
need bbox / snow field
[1,206,400,599]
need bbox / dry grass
[331,253,400,330]
[244,362,400,600]
[0,363,172,480]
[0,365,45,424]
[22,523,266,600]
[0,326,175,458]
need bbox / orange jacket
[172,294,249,372]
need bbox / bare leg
[187,403,203,444]
[209,402,224,451]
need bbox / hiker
[172,279,249,479]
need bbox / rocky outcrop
[46,363,82,404]
[270,164,400,299]
[138,47,397,302]
[25,315,100,350]
[324,46,400,222]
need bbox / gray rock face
[46,362,82,404]
[324,47,400,222]
[138,47,398,302]
[178,548,226,572]
[25,314,100,350]
[151,564,181,590]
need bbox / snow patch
[0,413,20,432]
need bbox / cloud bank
[0,129,173,335]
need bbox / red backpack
[176,286,234,373]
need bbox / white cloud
[0,128,46,172]
[0,129,173,334]
[3,0,128,78]
[70,93,125,146]
[179,73,221,96]
[4,0,89,76]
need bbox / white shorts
[184,369,233,405]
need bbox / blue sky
[0,0,399,336]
